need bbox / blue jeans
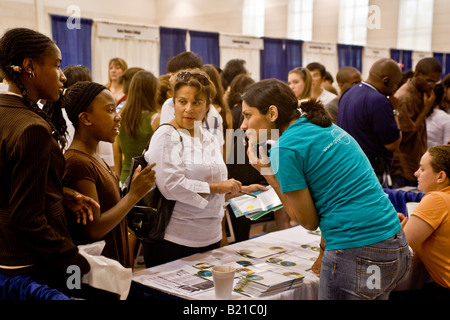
[319,229,411,300]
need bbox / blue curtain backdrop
[337,44,363,72]
[51,14,93,71]
[159,27,187,74]
[260,38,286,80]
[433,53,450,78]
[390,49,412,72]
[189,30,220,67]
[260,38,304,81]
[285,39,304,74]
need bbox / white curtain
[219,34,263,82]
[91,20,160,85]
[302,41,339,85]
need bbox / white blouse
[426,108,450,148]
[144,124,227,247]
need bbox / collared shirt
[145,125,227,248]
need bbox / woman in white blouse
[144,69,265,267]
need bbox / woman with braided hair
[0,27,99,297]
[61,81,156,268]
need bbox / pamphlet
[236,246,286,259]
[234,269,304,297]
[228,186,283,220]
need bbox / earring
[29,72,35,79]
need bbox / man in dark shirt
[325,66,362,123]
[337,58,403,187]
[390,57,442,188]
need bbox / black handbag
[124,123,182,241]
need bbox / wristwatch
[393,109,399,117]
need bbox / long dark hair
[120,70,159,139]
[242,79,332,133]
[227,74,255,109]
[0,27,67,148]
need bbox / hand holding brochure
[228,186,283,220]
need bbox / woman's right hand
[209,178,242,194]
[129,163,156,201]
[311,254,323,277]
[397,212,408,228]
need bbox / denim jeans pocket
[356,257,399,299]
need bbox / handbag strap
[142,123,183,154]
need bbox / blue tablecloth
[0,272,72,300]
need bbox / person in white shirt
[144,69,265,267]
[426,86,450,147]
[427,109,450,146]
[306,62,337,106]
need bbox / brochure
[228,186,283,220]
[236,246,286,259]
[234,269,304,297]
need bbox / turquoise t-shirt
[270,118,400,250]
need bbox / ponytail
[299,98,332,128]
[9,64,67,149]
[42,99,68,149]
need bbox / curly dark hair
[428,145,450,179]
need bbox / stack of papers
[228,186,283,220]
[236,246,286,259]
[234,269,304,297]
[234,247,306,297]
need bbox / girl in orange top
[400,145,450,297]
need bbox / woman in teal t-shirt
[240,79,411,300]
[113,70,160,183]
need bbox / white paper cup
[211,265,236,300]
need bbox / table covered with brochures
[130,225,321,300]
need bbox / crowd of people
[0,27,449,300]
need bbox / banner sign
[219,34,264,50]
[96,21,159,41]
[304,42,336,55]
